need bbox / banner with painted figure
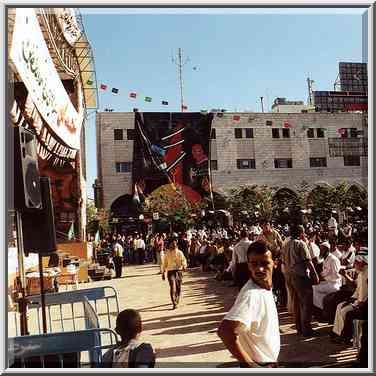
[133,112,214,207]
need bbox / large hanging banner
[133,112,214,206]
[54,8,82,47]
[10,8,83,150]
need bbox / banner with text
[10,8,83,150]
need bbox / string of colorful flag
[86,79,188,110]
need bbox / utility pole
[172,48,189,112]
[307,76,315,105]
[260,96,264,113]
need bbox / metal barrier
[8,328,119,368]
[10,286,120,336]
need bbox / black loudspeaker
[14,126,42,210]
[21,177,57,255]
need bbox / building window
[210,160,218,170]
[234,128,243,139]
[115,162,132,173]
[114,129,123,141]
[272,128,280,138]
[210,128,216,139]
[310,157,327,167]
[307,128,315,138]
[237,159,256,169]
[349,128,358,138]
[127,129,135,140]
[274,158,292,168]
[245,128,254,138]
[343,156,360,166]
[282,129,290,138]
[316,128,325,138]
[266,120,273,126]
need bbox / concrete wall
[96,112,367,210]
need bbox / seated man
[312,241,342,310]
[332,253,368,345]
[101,309,155,368]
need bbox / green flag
[145,96,152,102]
[68,222,75,240]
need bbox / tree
[144,184,207,230]
[226,185,274,224]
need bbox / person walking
[161,234,187,309]
[232,229,252,290]
[113,239,124,278]
[281,224,320,337]
[218,241,280,368]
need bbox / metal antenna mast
[307,76,315,105]
[172,48,189,111]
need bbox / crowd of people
[93,213,368,368]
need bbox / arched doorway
[110,195,145,234]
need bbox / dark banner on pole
[133,112,214,206]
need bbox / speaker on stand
[13,126,42,211]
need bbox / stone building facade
[96,111,367,210]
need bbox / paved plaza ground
[86,263,359,368]
[9,262,360,368]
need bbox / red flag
[283,121,291,128]
[130,92,137,98]
[100,84,107,91]
[233,115,240,121]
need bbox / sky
[80,7,366,199]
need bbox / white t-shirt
[224,279,280,363]
[332,248,342,260]
[321,253,342,284]
[308,241,320,260]
[233,239,252,264]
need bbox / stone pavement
[8,262,359,368]
[88,263,359,368]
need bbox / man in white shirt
[312,241,342,309]
[332,253,368,344]
[218,241,280,368]
[232,230,252,290]
[134,234,146,265]
[328,214,338,239]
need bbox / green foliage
[226,181,367,225]
[144,185,208,229]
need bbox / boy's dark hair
[259,218,270,226]
[247,241,270,258]
[290,224,303,239]
[115,309,142,339]
[240,229,248,238]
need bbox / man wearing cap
[161,234,187,309]
[312,241,342,310]
[332,253,368,344]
